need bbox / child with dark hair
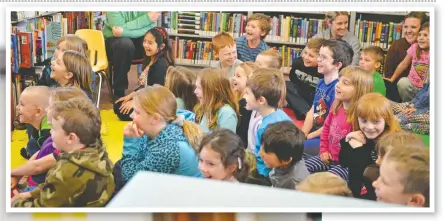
[198,129,250,182]
[259,121,309,189]
[114,27,174,121]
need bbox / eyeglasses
[317,54,331,62]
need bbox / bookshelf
[158,11,410,69]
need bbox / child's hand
[320,152,332,164]
[403,107,416,116]
[119,101,134,115]
[306,132,316,139]
[11,176,19,189]
[383,77,394,83]
[123,122,144,138]
[112,26,123,37]
[115,94,131,104]
[349,139,364,149]
[345,131,366,144]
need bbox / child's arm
[301,106,314,137]
[11,154,57,176]
[120,141,180,183]
[388,53,413,83]
[307,126,323,139]
[319,111,333,162]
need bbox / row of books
[11,11,105,72]
[159,11,248,39]
[265,16,327,44]
[354,20,404,49]
[171,37,304,67]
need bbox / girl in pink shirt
[388,22,430,102]
[304,66,374,181]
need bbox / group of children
[10,11,430,208]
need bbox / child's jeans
[397,77,419,102]
[303,136,321,157]
[305,155,349,181]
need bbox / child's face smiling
[417,28,430,50]
[245,20,265,41]
[317,46,337,75]
[16,91,39,124]
[358,117,386,139]
[258,145,284,168]
[198,146,234,181]
[232,67,248,93]
[50,117,71,152]
[335,76,356,102]
[218,44,237,67]
[255,54,273,68]
[143,32,160,57]
[302,48,319,67]
[373,160,415,205]
[194,77,204,104]
[50,52,70,84]
[243,87,260,111]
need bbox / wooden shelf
[12,11,61,24]
[170,33,306,46]
[356,11,408,16]
[175,61,212,68]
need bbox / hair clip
[238,157,242,170]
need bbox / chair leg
[96,72,103,109]
[101,70,113,99]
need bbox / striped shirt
[236,36,269,62]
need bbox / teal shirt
[199,104,237,133]
[102,12,157,39]
[212,59,242,79]
[373,71,387,96]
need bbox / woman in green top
[102,11,160,100]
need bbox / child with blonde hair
[359,46,387,96]
[120,86,203,187]
[360,131,426,200]
[296,172,352,197]
[339,93,401,198]
[165,66,198,112]
[12,98,115,207]
[198,129,249,183]
[236,13,271,62]
[373,145,429,207]
[304,66,374,181]
[212,32,242,79]
[194,68,239,133]
[232,61,259,146]
[11,87,90,195]
[255,48,282,70]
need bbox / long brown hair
[416,22,430,58]
[62,50,92,94]
[194,68,240,130]
[133,86,203,150]
[165,66,198,111]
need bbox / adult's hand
[112,26,124,37]
[147,12,161,22]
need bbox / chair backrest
[75,29,108,73]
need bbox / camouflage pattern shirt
[12,139,115,207]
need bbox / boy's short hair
[321,39,354,71]
[23,86,50,109]
[247,13,272,39]
[376,131,425,159]
[212,32,236,55]
[296,172,352,197]
[246,68,284,109]
[50,86,89,102]
[258,48,282,69]
[262,121,305,164]
[51,98,101,146]
[384,145,429,207]
[362,46,385,63]
[306,37,326,53]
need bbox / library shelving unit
[158,11,411,73]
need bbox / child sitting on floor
[12,98,115,207]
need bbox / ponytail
[172,115,204,152]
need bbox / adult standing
[102,11,161,100]
[314,11,361,66]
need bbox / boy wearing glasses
[301,39,354,157]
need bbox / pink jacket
[319,107,352,162]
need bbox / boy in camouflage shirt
[12,98,115,207]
